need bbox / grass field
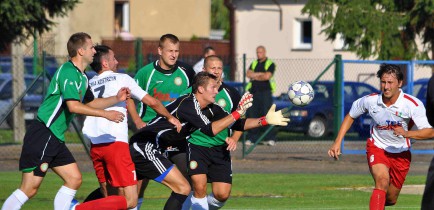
[0,172,426,209]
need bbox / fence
[0,52,434,171]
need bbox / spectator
[245,45,277,146]
[193,46,216,74]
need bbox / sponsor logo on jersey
[189,160,198,170]
[152,88,180,105]
[174,77,182,86]
[40,162,49,172]
[376,120,402,130]
[218,99,227,108]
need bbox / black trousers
[422,156,434,210]
[246,90,276,142]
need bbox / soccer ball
[288,81,314,106]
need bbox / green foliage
[211,0,230,39]
[0,0,80,51]
[126,57,137,74]
[302,0,434,60]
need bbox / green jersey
[37,61,94,142]
[185,83,242,147]
[134,60,194,122]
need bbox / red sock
[370,189,386,210]
[76,195,127,210]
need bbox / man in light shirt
[82,45,181,209]
[328,64,432,210]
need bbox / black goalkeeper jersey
[129,93,246,149]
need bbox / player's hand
[235,92,253,116]
[225,137,238,151]
[104,110,125,123]
[134,119,147,129]
[263,104,290,126]
[328,142,342,160]
[392,126,407,137]
[116,87,131,101]
[168,116,182,133]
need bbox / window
[293,19,312,50]
[115,1,130,34]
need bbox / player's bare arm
[393,126,434,139]
[66,100,125,123]
[328,114,355,160]
[142,94,182,132]
[126,99,146,129]
[87,87,131,109]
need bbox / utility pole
[11,41,25,142]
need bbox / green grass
[0,172,426,209]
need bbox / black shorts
[19,121,76,177]
[130,142,174,182]
[187,143,232,184]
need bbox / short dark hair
[203,46,215,55]
[376,64,404,81]
[89,45,112,73]
[192,72,218,94]
[159,34,179,48]
[67,32,92,57]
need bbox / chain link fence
[1,51,433,171]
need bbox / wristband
[259,116,267,126]
[231,111,240,120]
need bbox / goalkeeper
[129,71,290,209]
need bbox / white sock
[181,191,193,210]
[191,195,208,210]
[136,197,144,210]
[207,193,225,210]
[54,185,77,210]
[1,189,29,210]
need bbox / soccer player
[328,64,432,210]
[81,45,182,209]
[129,71,289,209]
[180,55,243,209]
[1,32,131,210]
[127,33,195,209]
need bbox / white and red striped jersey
[82,71,148,144]
[349,90,431,153]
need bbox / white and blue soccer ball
[288,81,314,106]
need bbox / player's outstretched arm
[242,104,290,130]
[66,100,125,123]
[142,94,182,132]
[210,92,253,135]
[393,126,434,140]
[328,114,355,160]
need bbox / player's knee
[126,196,138,209]
[179,182,191,195]
[66,173,82,189]
[21,187,38,199]
[213,192,230,202]
[193,185,207,197]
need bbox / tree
[0,0,79,51]
[302,0,434,60]
[211,0,230,39]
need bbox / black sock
[164,191,188,210]
[83,188,104,202]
